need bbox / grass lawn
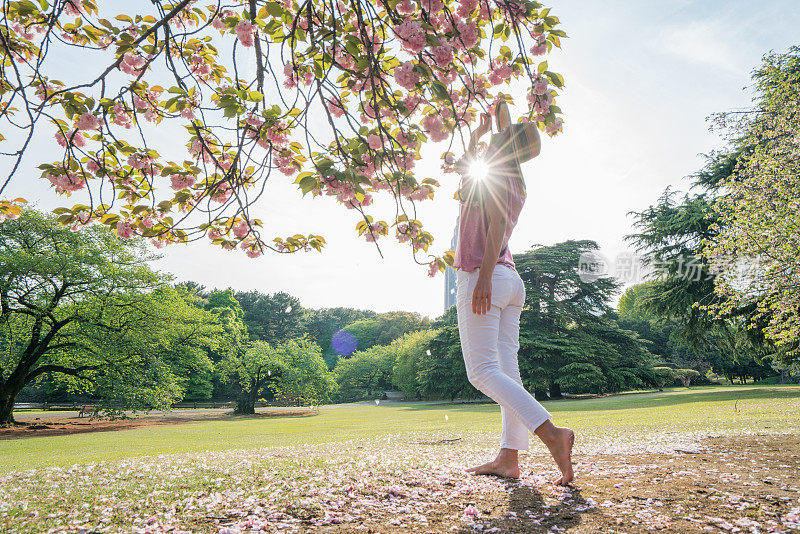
[2,384,798,472]
[1,384,799,533]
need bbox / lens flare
[469,159,490,181]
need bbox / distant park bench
[78,404,100,418]
[174,401,255,409]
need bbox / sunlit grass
[1,385,798,472]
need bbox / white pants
[456,263,552,451]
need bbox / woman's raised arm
[455,113,492,176]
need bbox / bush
[674,368,701,387]
[332,345,395,402]
[391,330,439,400]
[652,367,677,388]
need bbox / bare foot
[467,458,520,479]
[547,427,574,485]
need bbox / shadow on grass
[457,481,592,533]
[1,409,322,441]
[399,386,800,414]
[225,409,320,421]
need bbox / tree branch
[25,364,99,383]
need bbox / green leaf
[265,1,284,17]
[430,82,449,101]
[544,70,564,88]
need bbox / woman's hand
[472,274,492,315]
[472,113,491,142]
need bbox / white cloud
[656,19,742,74]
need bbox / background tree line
[5,209,711,426]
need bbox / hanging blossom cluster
[0,0,566,276]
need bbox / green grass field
[2,385,799,472]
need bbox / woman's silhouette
[453,99,575,485]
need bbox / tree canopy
[703,47,800,364]
[0,0,567,276]
[515,241,658,397]
[0,210,227,424]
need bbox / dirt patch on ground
[230,433,798,534]
[0,408,318,440]
[447,434,800,533]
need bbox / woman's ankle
[534,420,559,445]
[496,447,519,464]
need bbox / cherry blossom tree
[702,47,800,361]
[0,0,566,275]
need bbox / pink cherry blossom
[112,103,133,128]
[116,220,135,239]
[55,130,85,148]
[283,62,297,89]
[170,174,196,190]
[431,44,454,66]
[396,0,414,14]
[436,69,457,85]
[533,77,549,95]
[423,114,448,143]
[211,186,233,203]
[235,20,256,47]
[232,222,250,239]
[127,154,153,170]
[327,98,345,118]
[394,21,426,54]
[532,97,550,115]
[367,134,382,150]
[395,62,419,90]
[75,112,101,131]
[545,118,563,135]
[403,93,422,111]
[457,0,478,18]
[364,221,385,242]
[456,21,479,50]
[63,0,83,17]
[420,0,444,13]
[531,35,548,56]
[119,53,146,76]
[85,159,101,174]
[46,172,86,193]
[12,22,34,40]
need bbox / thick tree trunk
[0,386,18,426]
[534,389,549,401]
[235,392,256,414]
[235,378,258,414]
[549,382,563,399]
[235,399,255,414]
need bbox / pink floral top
[453,127,527,273]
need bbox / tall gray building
[444,213,460,311]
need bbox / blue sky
[5,0,799,319]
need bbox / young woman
[453,100,575,485]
